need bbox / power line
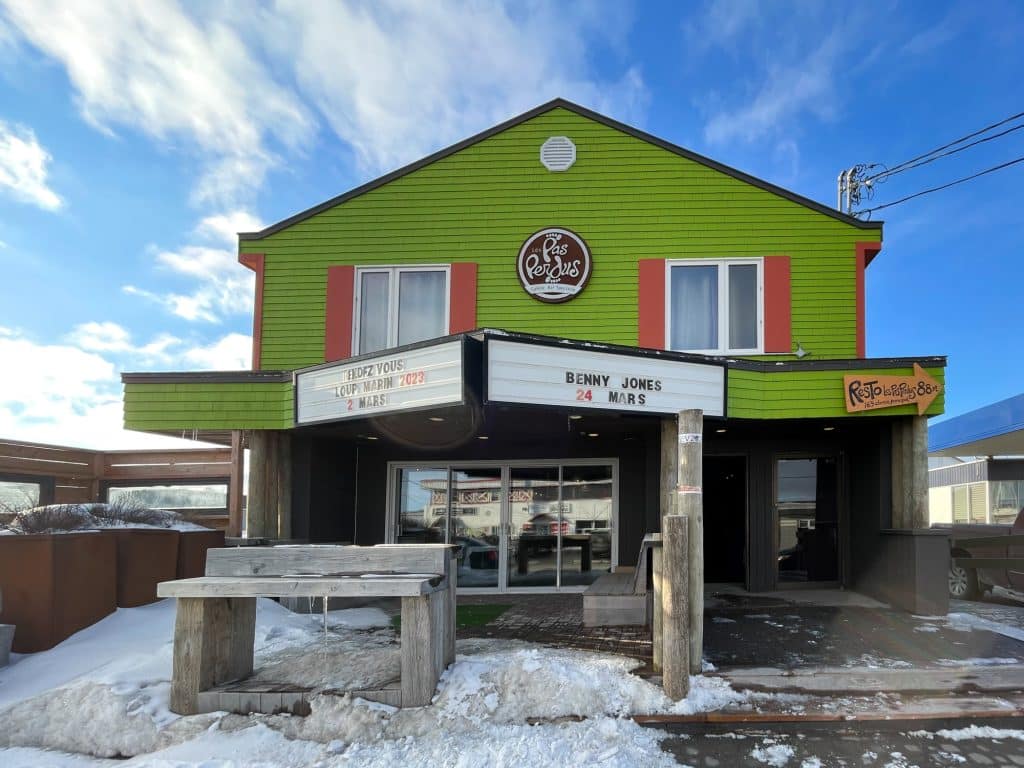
[858,155,1024,215]
[869,122,1024,182]
[865,109,1024,182]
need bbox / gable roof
[239,98,882,241]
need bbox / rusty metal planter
[0,532,117,653]
[176,529,225,579]
[109,529,180,608]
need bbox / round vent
[540,136,576,171]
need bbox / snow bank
[0,596,748,763]
[910,725,1024,741]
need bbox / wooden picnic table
[157,544,456,715]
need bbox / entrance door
[703,456,747,583]
[775,457,838,583]
[392,461,615,591]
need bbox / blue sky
[0,0,1021,448]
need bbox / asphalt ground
[658,718,1024,767]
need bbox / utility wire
[865,109,1024,181]
[858,155,1024,214]
[869,123,1024,181]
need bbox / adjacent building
[123,100,946,605]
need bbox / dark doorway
[775,456,839,583]
[703,456,747,583]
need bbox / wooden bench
[157,544,456,715]
[583,534,661,626]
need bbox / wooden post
[247,431,269,538]
[245,431,292,540]
[662,514,690,700]
[228,430,244,537]
[169,596,256,715]
[651,544,663,671]
[400,591,446,707]
[677,409,704,675]
[277,433,292,540]
[654,416,678,672]
[909,416,929,529]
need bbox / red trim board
[238,253,265,369]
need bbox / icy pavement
[660,722,1024,767]
[0,598,741,767]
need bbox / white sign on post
[296,340,463,425]
[487,339,724,416]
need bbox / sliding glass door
[391,460,616,591]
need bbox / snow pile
[0,597,748,764]
[910,724,1024,741]
[751,740,795,766]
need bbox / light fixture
[477,435,489,440]
[794,341,809,359]
[569,414,583,420]
[428,416,445,422]
[366,435,379,441]
[715,428,727,434]
[587,432,599,438]
[823,426,835,432]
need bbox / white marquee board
[487,339,724,416]
[296,341,463,425]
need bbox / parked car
[936,507,1024,600]
[454,535,498,570]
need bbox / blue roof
[929,393,1024,456]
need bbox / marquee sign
[843,363,942,416]
[487,339,724,416]
[295,340,463,425]
[517,227,592,303]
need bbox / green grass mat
[390,603,510,631]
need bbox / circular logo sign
[516,227,592,303]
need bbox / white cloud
[0,0,314,208]
[0,119,62,210]
[0,326,248,450]
[686,3,872,148]
[702,27,846,146]
[259,0,648,175]
[123,210,263,323]
[182,332,253,370]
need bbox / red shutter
[763,255,791,354]
[238,253,264,369]
[324,265,355,361]
[855,242,880,358]
[449,263,478,334]
[637,259,665,348]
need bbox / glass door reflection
[776,457,838,583]
[559,465,613,586]
[508,466,560,588]
[396,468,447,543]
[450,467,501,588]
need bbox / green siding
[727,366,946,419]
[244,108,881,369]
[123,382,293,431]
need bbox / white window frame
[352,264,451,354]
[664,257,764,355]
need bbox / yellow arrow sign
[843,363,942,416]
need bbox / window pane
[670,265,718,350]
[397,468,447,543]
[108,484,227,511]
[776,459,817,503]
[728,264,758,350]
[398,271,446,346]
[358,272,390,354]
[0,480,40,509]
